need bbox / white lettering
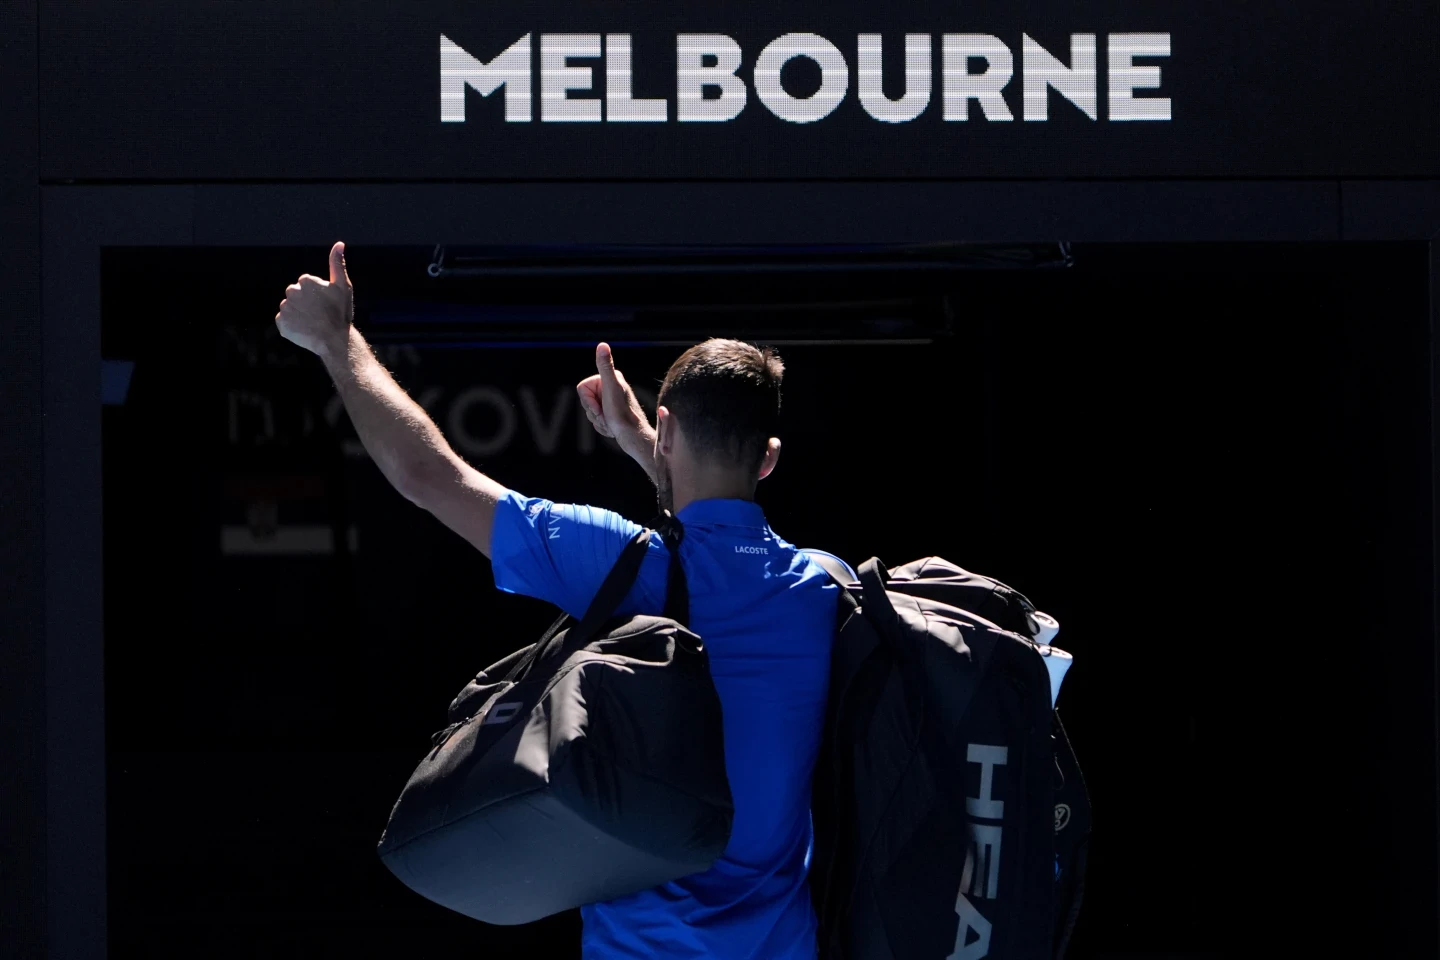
[329,384,648,459]
[951,893,994,960]
[965,743,1008,819]
[943,35,1014,122]
[1108,33,1171,121]
[677,34,747,122]
[606,34,668,122]
[519,386,571,455]
[858,34,931,123]
[754,33,850,124]
[1022,34,1098,121]
[952,743,1009,959]
[443,32,1173,128]
[440,33,532,123]
[448,386,517,457]
[227,389,275,446]
[541,34,602,122]
[961,822,1003,900]
[734,545,770,555]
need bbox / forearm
[320,326,456,499]
[619,425,660,486]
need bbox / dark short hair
[658,339,784,469]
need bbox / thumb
[596,342,619,385]
[329,241,351,288]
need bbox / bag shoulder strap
[570,526,658,640]
[506,526,655,682]
[655,512,689,628]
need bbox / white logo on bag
[952,744,1008,960]
[481,701,523,726]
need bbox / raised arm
[275,242,507,557]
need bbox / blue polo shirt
[490,491,837,960]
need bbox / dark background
[101,242,1435,958]
[39,0,1440,180]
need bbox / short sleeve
[489,490,664,619]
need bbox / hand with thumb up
[578,343,656,459]
[275,241,355,359]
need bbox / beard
[654,456,675,516]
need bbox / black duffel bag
[376,520,733,925]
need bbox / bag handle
[857,557,905,655]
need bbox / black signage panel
[39,0,1440,180]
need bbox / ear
[757,437,782,481]
[656,406,674,456]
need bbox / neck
[668,467,756,516]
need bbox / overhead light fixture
[356,242,1070,348]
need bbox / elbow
[393,458,448,507]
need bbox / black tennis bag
[376,522,733,925]
[809,557,1091,960]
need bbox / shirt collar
[675,498,769,529]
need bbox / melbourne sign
[39,2,1439,178]
[440,32,1172,125]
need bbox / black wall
[1,0,45,958]
[100,242,1435,958]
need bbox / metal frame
[1431,238,1440,960]
[39,179,1440,958]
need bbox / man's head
[653,339,785,513]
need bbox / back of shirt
[489,492,837,960]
